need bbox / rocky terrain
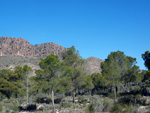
[0,37,66,58]
[0,37,103,75]
[85,57,103,75]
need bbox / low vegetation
[0,46,150,113]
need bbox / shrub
[78,95,89,104]
[19,104,37,111]
[60,102,73,108]
[87,95,104,113]
[102,98,112,112]
[26,104,37,111]
[35,97,51,104]
[2,99,19,113]
[0,103,2,112]
[108,93,120,99]
[110,103,123,113]
[54,96,63,104]
[110,102,138,113]
[60,97,73,108]
[118,94,146,105]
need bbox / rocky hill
[0,37,103,75]
[0,37,66,58]
[85,57,103,75]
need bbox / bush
[35,97,51,104]
[78,95,89,104]
[110,103,123,113]
[118,96,133,104]
[2,99,19,113]
[108,93,120,99]
[110,102,138,113]
[102,98,112,112]
[26,104,37,111]
[110,103,131,113]
[60,102,73,108]
[87,95,104,113]
[54,96,63,104]
[60,97,73,108]
[0,103,2,112]
[118,94,146,105]
[19,104,37,111]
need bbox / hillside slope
[85,57,103,75]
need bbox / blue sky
[0,0,150,70]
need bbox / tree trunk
[113,79,116,102]
[27,72,29,104]
[90,90,92,96]
[73,90,75,103]
[51,89,55,113]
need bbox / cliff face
[0,37,33,56]
[34,43,65,58]
[0,37,66,58]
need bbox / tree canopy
[62,46,86,103]
[142,51,150,70]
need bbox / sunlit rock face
[85,57,104,75]
[0,37,66,58]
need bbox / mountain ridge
[0,37,66,58]
[0,37,103,74]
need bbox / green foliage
[87,95,104,113]
[60,101,73,108]
[23,65,32,74]
[60,97,73,108]
[123,65,139,83]
[101,51,128,101]
[0,48,149,112]
[54,96,63,104]
[110,103,126,113]
[0,99,19,113]
[101,50,140,101]
[142,51,150,70]
[35,54,65,113]
[78,95,89,104]
[110,102,139,113]
[128,85,141,92]
[81,75,94,93]
[0,69,22,98]
[35,54,64,93]
[102,98,112,112]
[141,71,150,96]
[102,51,139,83]
[62,46,86,102]
[118,94,147,106]
[101,51,124,80]
[57,77,71,93]
[0,102,2,112]
[91,73,107,90]
[142,70,150,82]
[36,96,52,104]
[108,93,120,99]
[62,46,84,66]
[14,66,24,80]
[0,64,33,100]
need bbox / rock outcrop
[0,37,66,58]
[85,57,104,75]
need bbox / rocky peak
[0,37,66,58]
[85,56,104,75]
